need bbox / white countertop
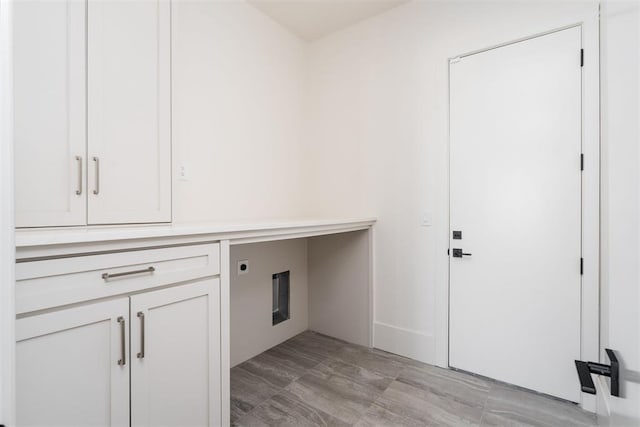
[15,218,376,248]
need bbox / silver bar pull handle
[92,156,100,195]
[117,316,126,366]
[102,266,155,280]
[75,156,83,195]
[137,312,145,359]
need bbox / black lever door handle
[575,348,620,397]
[575,361,596,394]
[452,248,472,258]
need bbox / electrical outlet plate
[237,260,249,275]
[177,164,189,181]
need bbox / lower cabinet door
[16,298,130,426]
[130,278,221,427]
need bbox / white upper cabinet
[87,0,172,225]
[13,0,87,227]
[14,0,172,228]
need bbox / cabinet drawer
[16,243,220,315]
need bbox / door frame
[443,23,600,412]
[0,0,15,424]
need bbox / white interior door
[130,279,221,427]
[16,298,130,426]
[13,0,86,227]
[87,0,171,225]
[449,27,582,402]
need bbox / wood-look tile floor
[231,331,597,427]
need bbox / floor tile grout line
[334,347,413,426]
[233,332,597,427]
[234,364,284,391]
[351,377,396,427]
[232,341,339,426]
[321,353,395,380]
[478,380,495,426]
[230,366,282,425]
[328,345,410,381]
[285,339,394,425]
[235,335,412,425]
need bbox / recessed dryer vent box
[272,271,290,326]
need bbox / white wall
[600,1,640,424]
[0,0,14,424]
[172,0,307,223]
[230,239,308,367]
[308,230,370,347]
[303,0,599,366]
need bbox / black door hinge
[580,49,584,67]
[581,153,584,171]
[580,257,584,275]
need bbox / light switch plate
[421,210,433,227]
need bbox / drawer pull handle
[117,316,126,366]
[102,266,156,280]
[137,312,145,359]
[75,156,83,195]
[92,156,100,195]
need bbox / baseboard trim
[373,321,435,364]
[594,375,611,426]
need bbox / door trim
[443,22,600,412]
[0,0,16,423]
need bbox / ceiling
[247,0,409,41]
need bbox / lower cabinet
[130,279,221,426]
[16,298,130,426]
[16,278,220,427]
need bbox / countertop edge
[15,218,377,249]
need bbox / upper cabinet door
[87,0,171,225]
[14,0,86,227]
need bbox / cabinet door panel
[131,279,221,427]
[88,0,171,225]
[13,0,86,227]
[16,298,130,426]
